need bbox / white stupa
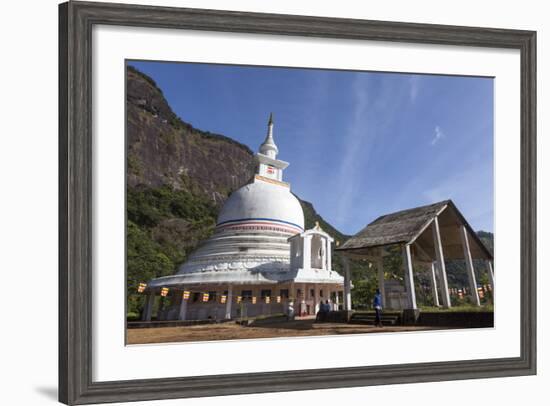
[144,114,344,321]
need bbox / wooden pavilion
[335,200,494,314]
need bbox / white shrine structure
[143,114,344,321]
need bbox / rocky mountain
[127,66,256,205]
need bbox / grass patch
[420,304,494,313]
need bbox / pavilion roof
[336,199,493,261]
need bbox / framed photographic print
[59,1,536,404]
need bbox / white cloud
[431,125,445,146]
[333,74,372,227]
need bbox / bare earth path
[127,320,442,344]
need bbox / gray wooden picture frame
[59,1,537,404]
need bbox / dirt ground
[126,319,441,345]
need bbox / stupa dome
[144,115,343,324]
[216,178,304,235]
[148,114,305,287]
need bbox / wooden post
[432,216,451,307]
[486,260,495,290]
[459,225,481,306]
[178,288,188,321]
[402,244,417,310]
[377,255,385,307]
[143,292,155,321]
[342,256,352,311]
[430,262,441,307]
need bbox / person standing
[373,289,383,327]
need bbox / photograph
[125,61,495,345]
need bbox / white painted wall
[0,1,547,406]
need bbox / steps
[349,312,401,326]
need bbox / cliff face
[127,66,256,205]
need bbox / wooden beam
[408,204,448,245]
[432,216,451,307]
[342,256,352,311]
[460,225,481,306]
[377,254,386,307]
[430,262,441,307]
[486,260,495,290]
[402,244,417,310]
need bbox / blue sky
[129,61,494,235]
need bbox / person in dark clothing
[316,300,330,322]
[373,289,383,327]
[324,300,331,321]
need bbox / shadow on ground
[35,386,57,401]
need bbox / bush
[127,311,140,321]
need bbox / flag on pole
[182,291,190,300]
[137,283,147,293]
[160,287,169,297]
